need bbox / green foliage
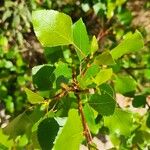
[53,109,83,150]
[37,118,59,150]
[72,18,90,60]
[110,31,144,59]
[0,44,30,113]
[32,10,73,47]
[104,108,133,136]
[1,0,150,149]
[25,88,44,104]
[114,75,137,96]
[89,92,116,116]
[32,64,55,91]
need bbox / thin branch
[75,93,93,147]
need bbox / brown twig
[75,93,93,148]
[72,66,93,148]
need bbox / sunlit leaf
[93,68,113,86]
[32,10,73,47]
[111,30,144,59]
[91,36,98,54]
[72,18,90,60]
[25,88,44,104]
[114,75,137,96]
[104,108,133,136]
[94,51,115,65]
[53,109,83,150]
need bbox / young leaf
[32,64,55,91]
[104,108,133,136]
[32,10,73,47]
[94,51,115,65]
[25,88,44,104]
[93,68,113,86]
[37,118,59,150]
[110,30,144,59]
[54,61,72,79]
[88,93,116,116]
[72,18,90,60]
[100,83,115,98]
[78,64,100,88]
[91,35,98,54]
[83,104,99,134]
[53,109,83,150]
[114,75,137,96]
[0,129,13,148]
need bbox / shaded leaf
[99,83,115,98]
[32,64,55,90]
[3,107,44,139]
[146,113,150,128]
[37,118,59,150]
[88,93,116,116]
[3,112,32,139]
[32,10,73,47]
[132,95,146,108]
[44,47,63,63]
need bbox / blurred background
[0,0,150,149]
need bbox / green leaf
[3,112,32,139]
[132,95,146,108]
[54,61,72,79]
[44,47,63,63]
[32,64,55,91]
[111,30,144,59]
[104,108,133,136]
[25,88,44,104]
[78,64,100,88]
[93,68,113,86]
[117,10,132,25]
[88,93,116,116]
[106,1,116,19]
[146,113,150,128]
[94,51,115,65]
[99,83,115,98]
[0,129,13,148]
[53,109,83,150]
[91,36,98,54]
[32,10,73,47]
[72,18,90,60]
[37,118,59,150]
[83,104,99,134]
[3,107,44,139]
[114,75,137,96]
